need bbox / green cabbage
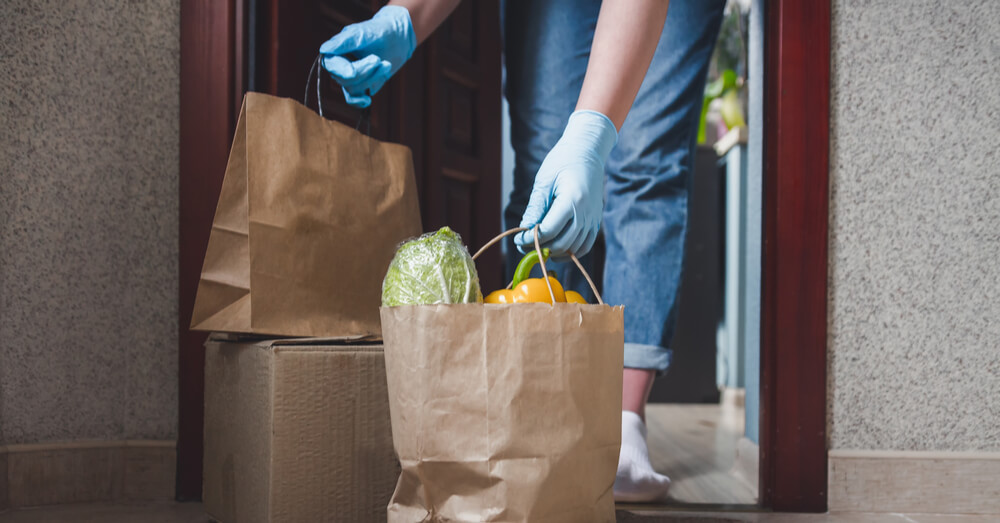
[381,227,483,306]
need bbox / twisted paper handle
[305,55,325,118]
[306,54,371,133]
[472,226,604,305]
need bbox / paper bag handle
[306,54,373,135]
[305,55,326,118]
[472,226,605,305]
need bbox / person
[320,0,725,503]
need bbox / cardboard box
[203,337,399,523]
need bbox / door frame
[177,0,831,511]
[177,0,245,501]
[759,0,830,512]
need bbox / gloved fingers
[549,230,582,263]
[552,226,597,261]
[319,25,366,57]
[357,63,393,97]
[322,55,386,86]
[551,224,595,262]
[348,57,391,86]
[340,86,371,109]
[536,195,574,244]
[332,58,389,108]
[533,196,575,253]
[340,60,391,94]
[513,236,531,255]
[326,55,379,84]
[565,225,592,257]
[514,226,543,254]
[578,226,600,258]
[340,69,390,107]
[514,186,554,250]
[514,209,561,252]
[545,220,582,257]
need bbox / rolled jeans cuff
[623,342,672,374]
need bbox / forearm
[576,1,670,130]
[389,0,463,44]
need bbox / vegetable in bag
[381,227,483,306]
[484,248,587,304]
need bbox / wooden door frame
[177,0,246,501]
[759,0,830,513]
[177,0,831,511]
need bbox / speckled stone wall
[0,1,179,443]
[829,0,1000,451]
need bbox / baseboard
[0,440,175,508]
[0,448,8,511]
[828,449,1000,515]
[720,387,746,409]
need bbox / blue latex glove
[319,5,416,108]
[515,110,618,257]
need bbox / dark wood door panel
[442,1,477,61]
[442,177,475,242]
[424,0,502,290]
[442,76,479,156]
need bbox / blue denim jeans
[502,0,725,372]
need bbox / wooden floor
[2,427,995,523]
[4,502,998,523]
[0,502,206,523]
[641,402,757,506]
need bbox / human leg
[605,0,727,501]
[605,0,726,397]
[622,368,656,421]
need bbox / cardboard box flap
[207,332,382,346]
[269,335,381,346]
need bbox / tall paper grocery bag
[382,304,624,522]
[191,92,422,338]
[380,230,624,522]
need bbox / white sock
[613,410,671,502]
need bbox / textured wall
[828,0,1000,451]
[0,1,180,443]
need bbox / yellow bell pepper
[485,249,587,304]
[484,288,515,303]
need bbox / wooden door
[260,0,503,290]
[177,0,502,499]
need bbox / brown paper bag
[380,232,624,522]
[191,92,422,338]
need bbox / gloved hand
[515,110,618,257]
[319,5,416,108]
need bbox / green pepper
[484,248,590,304]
